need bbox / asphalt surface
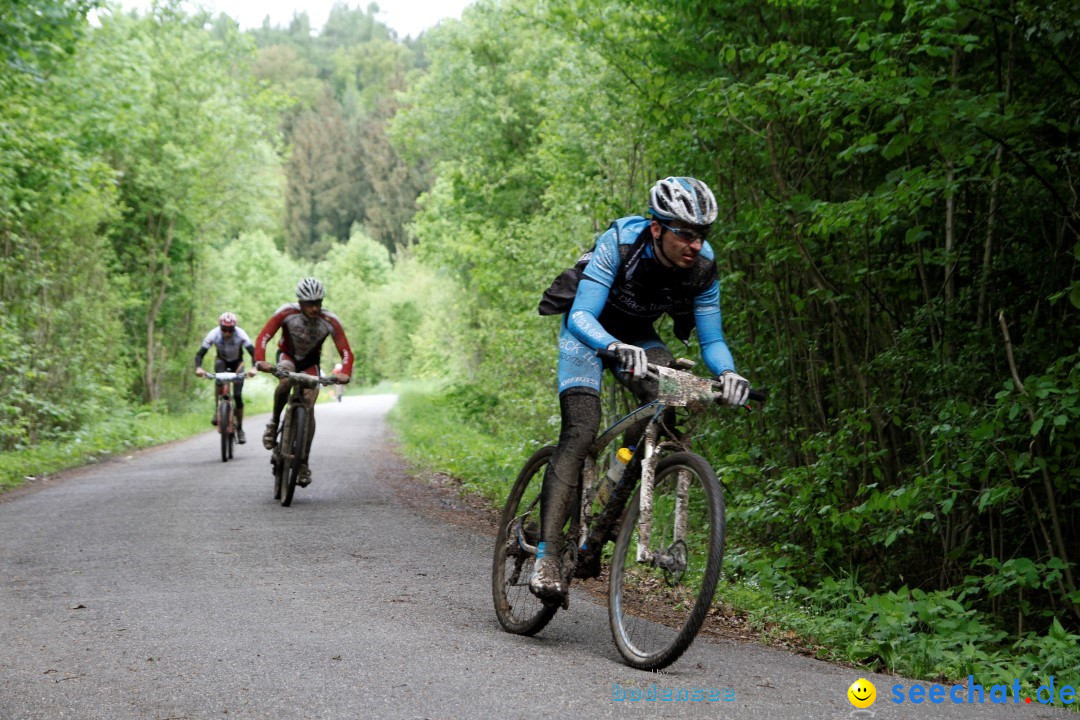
[0,396,1071,719]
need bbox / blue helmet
[648,177,718,226]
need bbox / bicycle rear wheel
[219,402,231,463]
[492,445,558,635]
[608,451,725,670]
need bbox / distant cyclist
[254,278,353,487]
[194,312,257,444]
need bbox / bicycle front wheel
[492,445,558,635]
[278,408,303,507]
[608,451,725,670]
[272,418,284,500]
[219,402,231,463]
[283,407,306,506]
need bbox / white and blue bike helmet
[648,177,718,226]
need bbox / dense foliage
[390,0,1080,680]
[0,0,446,445]
[2,0,1077,687]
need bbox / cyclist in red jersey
[254,277,352,487]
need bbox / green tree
[393,0,1080,635]
[66,4,282,402]
[0,0,128,448]
[202,230,306,336]
[284,91,357,260]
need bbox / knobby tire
[219,401,231,463]
[279,406,305,507]
[608,451,725,670]
[492,445,558,635]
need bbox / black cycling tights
[539,390,601,548]
[539,345,674,547]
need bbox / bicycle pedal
[538,594,568,611]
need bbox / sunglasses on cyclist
[658,222,709,244]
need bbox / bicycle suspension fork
[635,422,661,563]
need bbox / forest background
[2,0,1077,697]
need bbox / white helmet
[648,177,718,226]
[295,277,325,302]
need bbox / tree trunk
[143,219,175,403]
[943,48,960,360]
[979,22,1013,328]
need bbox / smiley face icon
[848,678,876,708]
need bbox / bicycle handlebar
[202,371,246,382]
[595,347,766,404]
[265,365,341,386]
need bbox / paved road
[0,396,1069,719]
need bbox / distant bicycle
[267,366,340,506]
[493,353,764,670]
[202,372,246,462]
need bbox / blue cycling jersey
[557,216,736,393]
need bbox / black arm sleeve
[195,346,209,369]
[245,342,256,364]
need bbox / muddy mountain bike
[267,366,339,507]
[203,372,246,463]
[492,352,764,670]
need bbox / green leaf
[881,132,912,160]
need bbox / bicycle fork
[635,423,690,574]
[636,423,659,564]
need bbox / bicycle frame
[581,409,695,565]
[625,365,721,564]
[515,362,724,570]
[203,372,245,432]
[270,367,337,456]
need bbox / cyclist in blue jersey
[530,176,752,605]
[195,312,257,443]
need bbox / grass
[1,407,211,493]
[387,381,549,504]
